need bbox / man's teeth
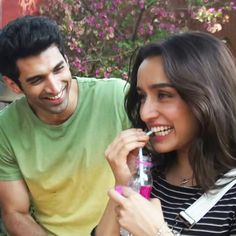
[47,90,63,100]
[151,126,173,136]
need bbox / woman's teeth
[151,126,173,136]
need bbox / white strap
[178,168,236,228]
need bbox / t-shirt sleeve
[114,79,131,129]
[0,128,22,180]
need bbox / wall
[1,0,21,27]
[0,0,41,28]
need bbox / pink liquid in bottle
[139,185,152,199]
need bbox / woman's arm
[95,128,149,236]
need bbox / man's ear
[2,76,22,94]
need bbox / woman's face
[137,56,199,157]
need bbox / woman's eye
[158,92,171,99]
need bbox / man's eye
[54,66,64,73]
[30,77,42,85]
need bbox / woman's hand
[108,186,166,236]
[105,129,149,185]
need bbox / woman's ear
[3,76,22,94]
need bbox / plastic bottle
[120,149,153,236]
[130,151,153,199]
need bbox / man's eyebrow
[137,82,174,91]
[25,75,42,84]
[25,60,65,83]
[53,60,65,70]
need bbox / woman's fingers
[105,128,149,161]
[105,128,150,185]
[109,186,136,204]
[105,129,147,151]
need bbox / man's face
[15,45,76,124]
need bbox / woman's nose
[140,100,160,123]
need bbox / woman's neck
[165,151,196,187]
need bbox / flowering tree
[37,0,236,79]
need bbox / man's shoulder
[74,77,128,99]
[0,97,26,122]
[74,76,127,87]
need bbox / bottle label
[135,159,153,167]
[139,185,152,199]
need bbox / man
[0,15,130,235]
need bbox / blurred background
[1,0,236,79]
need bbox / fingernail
[146,130,153,136]
[115,186,123,195]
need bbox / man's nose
[45,75,61,94]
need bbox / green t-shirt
[0,77,130,235]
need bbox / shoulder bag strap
[177,168,236,228]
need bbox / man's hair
[125,31,236,191]
[0,15,65,84]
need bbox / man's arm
[0,179,47,236]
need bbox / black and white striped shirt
[151,176,236,235]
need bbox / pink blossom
[95,68,100,77]
[96,23,101,29]
[104,71,110,78]
[208,8,215,13]
[138,26,145,35]
[107,27,114,34]
[112,0,122,6]
[76,47,82,54]
[139,0,145,9]
[93,2,103,10]
[98,31,105,39]
[85,16,95,26]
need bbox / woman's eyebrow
[137,83,174,91]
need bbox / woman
[93,32,236,235]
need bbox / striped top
[151,176,236,235]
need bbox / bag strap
[177,168,236,228]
